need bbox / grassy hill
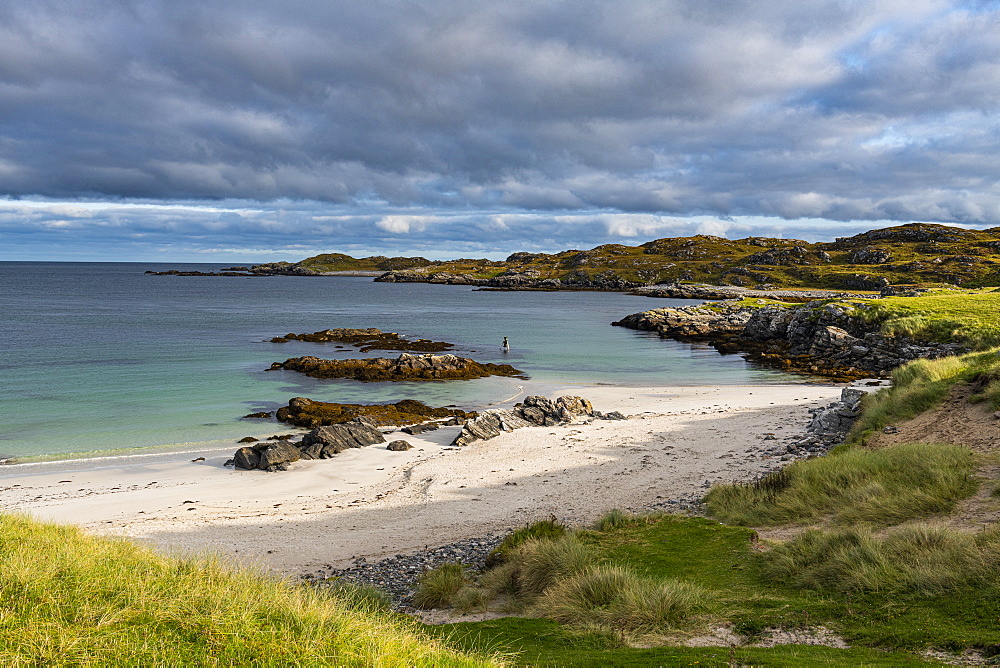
[273,223,1000,290]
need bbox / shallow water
[0,262,797,460]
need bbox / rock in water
[269,352,526,382]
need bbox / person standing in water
[502,336,510,352]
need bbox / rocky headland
[148,223,1000,293]
[270,327,454,353]
[269,352,526,382]
[613,300,966,380]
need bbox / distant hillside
[259,223,1000,291]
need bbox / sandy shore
[1,383,844,574]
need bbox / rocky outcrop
[375,270,642,291]
[631,283,871,301]
[451,395,594,446]
[614,300,967,380]
[270,328,453,353]
[275,396,469,429]
[740,303,966,377]
[760,387,877,461]
[270,353,526,382]
[612,304,752,336]
[232,418,386,471]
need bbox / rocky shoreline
[631,283,874,301]
[613,300,965,380]
[231,394,607,471]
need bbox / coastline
[2,382,845,574]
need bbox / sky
[1,0,999,262]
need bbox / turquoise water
[0,262,796,460]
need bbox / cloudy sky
[2,0,999,261]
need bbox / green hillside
[274,223,1000,290]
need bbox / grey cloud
[2,0,1000,261]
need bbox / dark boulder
[387,440,413,451]
[300,420,386,458]
[233,447,261,470]
[258,442,301,472]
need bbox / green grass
[704,442,978,527]
[765,523,1000,596]
[480,535,597,606]
[485,517,568,568]
[534,565,713,635]
[413,563,473,609]
[0,514,498,667]
[431,617,937,666]
[429,516,995,664]
[856,291,1000,348]
[848,348,1000,441]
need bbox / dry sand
[0,383,844,574]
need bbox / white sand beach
[1,383,844,574]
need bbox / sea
[0,261,800,462]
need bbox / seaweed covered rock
[276,396,470,428]
[270,353,526,382]
[451,395,594,446]
[270,328,453,353]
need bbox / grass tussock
[705,442,977,527]
[534,564,713,634]
[480,535,597,605]
[765,523,1000,596]
[0,514,497,667]
[413,563,472,609]
[484,517,567,568]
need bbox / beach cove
[1,262,839,571]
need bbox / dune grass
[764,523,1000,596]
[0,514,498,667]
[533,564,713,635]
[846,348,1000,443]
[413,563,472,609]
[431,516,998,663]
[480,535,597,605]
[704,442,978,527]
[483,516,567,568]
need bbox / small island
[269,327,454,353]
